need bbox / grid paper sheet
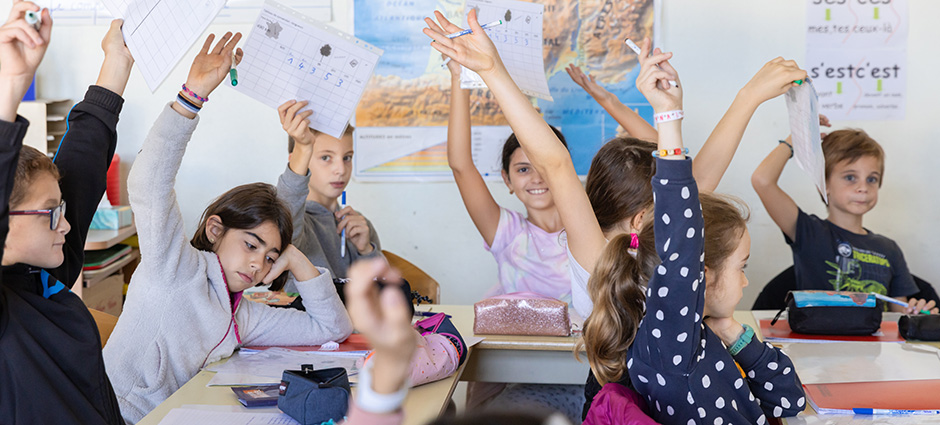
[99,0,226,92]
[460,0,552,101]
[234,0,383,138]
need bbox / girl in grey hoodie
[103,32,353,423]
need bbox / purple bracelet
[181,84,208,103]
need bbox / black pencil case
[899,314,940,341]
[278,365,350,424]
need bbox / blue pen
[871,292,932,315]
[445,19,504,39]
[340,191,346,258]
[853,408,940,415]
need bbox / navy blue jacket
[628,158,804,424]
[0,86,124,424]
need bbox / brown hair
[500,125,568,175]
[585,138,657,233]
[822,129,885,186]
[578,192,749,385]
[11,146,60,209]
[288,123,356,154]
[191,183,293,290]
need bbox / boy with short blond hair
[752,127,936,314]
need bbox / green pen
[229,52,238,86]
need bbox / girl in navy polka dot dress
[614,39,805,424]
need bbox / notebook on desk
[759,319,904,343]
[805,379,940,413]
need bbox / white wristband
[355,359,409,414]
[654,110,684,124]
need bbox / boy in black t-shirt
[752,122,936,314]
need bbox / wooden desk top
[137,357,466,425]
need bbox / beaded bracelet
[652,147,689,158]
[654,109,684,124]
[176,93,202,112]
[181,84,208,103]
[778,140,794,158]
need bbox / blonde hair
[577,193,749,385]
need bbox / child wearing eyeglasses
[0,8,135,424]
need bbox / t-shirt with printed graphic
[786,210,917,298]
[483,208,571,304]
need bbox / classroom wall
[18,0,940,308]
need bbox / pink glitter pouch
[473,292,570,336]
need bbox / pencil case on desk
[899,314,940,341]
[772,290,881,335]
[278,365,350,424]
[473,292,570,336]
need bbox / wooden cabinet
[16,99,71,156]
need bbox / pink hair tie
[630,233,639,250]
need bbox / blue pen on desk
[853,408,940,415]
[339,191,346,258]
[871,292,932,315]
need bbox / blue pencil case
[772,291,882,335]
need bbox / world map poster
[353,0,657,181]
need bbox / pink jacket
[582,383,659,425]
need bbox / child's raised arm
[424,10,607,271]
[94,20,134,96]
[694,58,806,192]
[565,64,658,141]
[751,136,800,241]
[444,55,501,245]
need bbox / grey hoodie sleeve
[237,267,353,346]
[276,164,312,247]
[127,104,203,288]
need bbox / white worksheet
[99,0,226,92]
[460,0,552,101]
[786,79,828,204]
[234,0,383,138]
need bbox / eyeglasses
[9,200,66,230]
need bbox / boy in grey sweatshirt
[276,100,382,284]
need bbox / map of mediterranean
[353,0,655,181]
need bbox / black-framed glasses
[9,200,66,230]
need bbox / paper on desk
[784,413,940,425]
[157,408,299,425]
[785,79,828,204]
[781,342,940,384]
[99,0,226,92]
[205,347,365,386]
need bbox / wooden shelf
[83,250,138,287]
[85,222,136,251]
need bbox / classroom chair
[382,250,440,304]
[752,266,940,310]
[88,308,119,348]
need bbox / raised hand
[444,53,462,78]
[739,57,807,105]
[423,9,501,76]
[0,1,51,121]
[95,19,135,96]
[184,32,243,102]
[634,37,681,113]
[278,100,315,148]
[345,258,417,393]
[565,64,613,103]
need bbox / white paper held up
[785,79,828,204]
[99,0,227,92]
[234,0,383,138]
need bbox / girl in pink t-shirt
[444,57,572,302]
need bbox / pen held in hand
[624,38,678,88]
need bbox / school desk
[136,353,468,425]
[742,311,940,423]
[420,304,591,385]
